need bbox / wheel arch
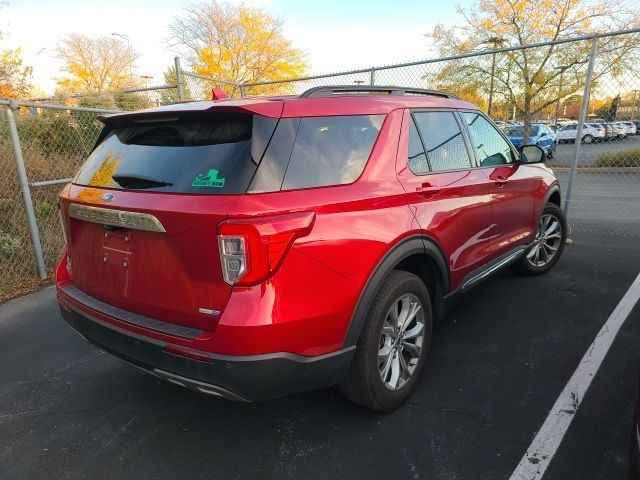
[342,235,449,348]
[546,186,561,207]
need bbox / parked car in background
[55,85,565,411]
[601,123,616,141]
[633,120,640,133]
[505,124,556,158]
[623,121,637,136]
[612,122,628,138]
[556,123,601,144]
[494,120,506,130]
[585,123,606,142]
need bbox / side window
[461,112,514,167]
[412,111,472,172]
[407,117,429,174]
[281,115,384,190]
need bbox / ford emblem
[102,192,115,202]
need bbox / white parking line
[509,272,640,480]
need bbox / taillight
[58,206,72,274]
[218,211,315,286]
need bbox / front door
[459,111,538,258]
[396,109,494,290]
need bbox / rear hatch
[60,108,280,331]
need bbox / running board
[459,247,527,292]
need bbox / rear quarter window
[281,115,384,190]
[249,114,385,192]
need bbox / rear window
[249,115,384,192]
[74,113,277,194]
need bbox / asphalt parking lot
[1,228,638,480]
[552,133,640,167]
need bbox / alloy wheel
[378,293,425,391]
[526,213,563,267]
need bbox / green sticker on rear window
[192,169,225,188]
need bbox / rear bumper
[59,303,354,402]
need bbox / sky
[0,0,472,95]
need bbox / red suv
[56,86,566,411]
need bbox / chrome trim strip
[68,203,166,233]
[460,247,526,291]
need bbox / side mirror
[540,132,547,137]
[519,144,545,164]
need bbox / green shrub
[595,148,640,168]
[35,201,55,218]
[0,230,21,260]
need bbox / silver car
[622,121,637,135]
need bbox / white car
[622,121,637,135]
[556,123,602,143]
[585,123,607,141]
[612,122,628,138]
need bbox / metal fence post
[4,104,47,280]
[369,68,376,86]
[174,57,185,102]
[564,36,598,217]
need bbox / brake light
[218,211,315,286]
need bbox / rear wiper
[112,174,173,189]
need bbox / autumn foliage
[428,0,640,129]
[55,34,142,96]
[169,1,308,96]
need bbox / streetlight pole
[111,32,132,79]
[482,36,505,118]
[553,65,568,130]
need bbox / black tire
[582,134,593,144]
[513,203,567,276]
[339,270,432,412]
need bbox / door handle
[416,182,440,198]
[494,176,508,187]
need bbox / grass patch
[594,148,640,167]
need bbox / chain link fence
[1,30,639,301]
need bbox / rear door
[396,109,493,290]
[60,112,278,331]
[459,111,538,257]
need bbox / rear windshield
[74,113,277,194]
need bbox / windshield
[505,126,540,136]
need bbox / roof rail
[299,85,459,99]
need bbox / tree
[0,2,32,98]
[600,95,620,121]
[55,33,142,96]
[0,48,32,98]
[160,65,192,103]
[168,1,308,96]
[428,0,640,135]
